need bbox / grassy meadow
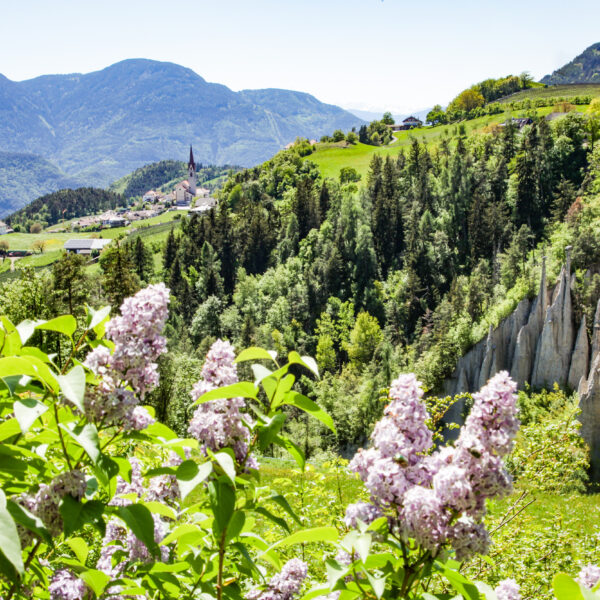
[497,83,600,103]
[0,210,184,280]
[308,105,590,181]
[231,458,600,599]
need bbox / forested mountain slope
[0,152,82,217]
[542,42,600,84]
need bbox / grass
[2,211,183,276]
[308,106,585,181]
[497,83,600,104]
[251,459,598,597]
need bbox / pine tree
[52,251,89,316]
[99,242,141,310]
[130,236,153,283]
[163,229,179,276]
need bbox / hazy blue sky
[1,0,599,114]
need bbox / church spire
[188,145,195,170]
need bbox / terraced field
[497,83,600,103]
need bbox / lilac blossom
[49,569,87,600]
[348,371,519,562]
[83,284,169,430]
[344,502,382,529]
[246,559,308,600]
[577,564,600,589]
[35,471,87,536]
[188,340,256,468]
[494,578,521,600]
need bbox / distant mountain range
[0,59,363,214]
[541,42,600,85]
[0,152,83,217]
[347,108,432,124]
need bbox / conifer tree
[51,251,89,316]
[99,242,140,310]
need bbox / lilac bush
[0,284,587,600]
[347,371,518,567]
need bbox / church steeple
[187,145,196,195]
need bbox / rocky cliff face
[443,248,600,480]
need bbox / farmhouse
[63,239,111,255]
[0,220,13,235]
[389,116,423,131]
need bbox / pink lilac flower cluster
[494,578,521,600]
[188,340,257,469]
[344,502,382,529]
[97,457,172,577]
[577,564,600,589]
[246,559,308,600]
[84,284,169,430]
[349,371,519,561]
[17,471,87,539]
[49,569,88,600]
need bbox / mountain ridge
[0,59,363,211]
[541,42,600,84]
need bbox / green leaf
[552,574,585,600]
[142,501,176,520]
[364,572,387,599]
[257,413,286,450]
[209,481,236,535]
[214,451,236,483]
[60,423,100,464]
[225,510,246,543]
[176,460,213,501]
[60,496,105,536]
[288,351,320,378]
[80,569,110,596]
[268,526,338,551]
[6,499,52,546]
[273,435,305,469]
[235,347,277,363]
[193,381,258,405]
[57,366,86,412]
[36,315,77,339]
[0,419,20,442]
[435,561,480,600]
[267,493,302,526]
[116,504,160,559]
[0,356,58,392]
[16,320,39,345]
[88,305,111,332]
[254,506,289,533]
[474,582,497,600]
[66,537,89,564]
[0,489,24,575]
[281,392,335,433]
[160,523,202,546]
[252,364,273,385]
[13,398,48,433]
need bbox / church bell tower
[188,145,197,195]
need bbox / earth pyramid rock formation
[442,247,600,480]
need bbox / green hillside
[307,104,589,181]
[497,83,600,104]
[541,41,600,84]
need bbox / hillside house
[0,221,12,235]
[143,190,161,203]
[389,116,423,131]
[64,239,111,255]
[190,196,218,213]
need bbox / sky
[1,0,600,115]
